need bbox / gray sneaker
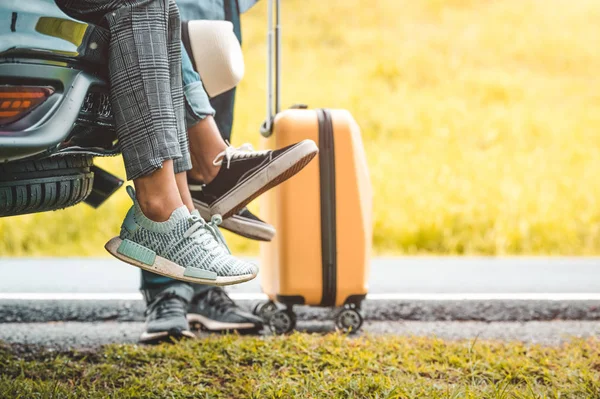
[187,288,263,333]
[106,186,258,286]
[139,283,196,344]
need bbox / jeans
[182,45,216,128]
[180,0,241,140]
[206,0,240,141]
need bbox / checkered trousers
[56,0,192,180]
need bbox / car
[0,0,244,218]
[0,0,122,217]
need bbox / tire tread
[0,155,94,217]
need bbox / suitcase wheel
[335,306,363,334]
[268,308,297,334]
[253,300,278,322]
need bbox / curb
[2,299,600,323]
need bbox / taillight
[0,86,54,126]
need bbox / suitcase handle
[259,0,281,138]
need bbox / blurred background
[1,0,599,257]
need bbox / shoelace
[202,288,236,314]
[183,213,232,255]
[213,143,270,169]
[147,292,186,319]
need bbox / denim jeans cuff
[184,81,216,128]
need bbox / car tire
[0,155,94,217]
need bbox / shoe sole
[187,313,260,332]
[105,237,257,286]
[194,200,276,242]
[139,329,196,345]
[211,140,318,219]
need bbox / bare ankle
[202,164,220,184]
[187,116,227,185]
[175,172,195,212]
[133,161,184,222]
[187,169,205,183]
[137,194,182,222]
[190,156,221,184]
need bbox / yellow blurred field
[1,0,599,256]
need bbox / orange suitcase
[252,0,373,334]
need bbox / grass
[1,334,599,398]
[2,0,600,256]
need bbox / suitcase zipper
[317,109,337,307]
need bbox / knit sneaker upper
[119,187,258,278]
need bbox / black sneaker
[187,287,264,333]
[191,187,275,241]
[190,140,318,219]
[230,208,275,241]
[139,283,196,344]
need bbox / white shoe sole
[194,200,276,242]
[105,237,257,286]
[139,329,196,343]
[187,313,258,331]
[211,139,318,218]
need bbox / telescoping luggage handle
[259,0,281,138]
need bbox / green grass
[2,0,600,256]
[1,334,599,398]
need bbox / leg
[138,168,196,303]
[139,277,195,344]
[178,44,318,220]
[165,0,196,214]
[56,0,187,222]
[208,0,241,142]
[166,0,193,179]
[109,0,191,223]
[180,42,226,183]
[133,160,183,222]
[111,0,187,221]
[177,1,274,243]
[136,43,224,302]
[106,0,184,182]
[208,87,236,143]
[187,116,227,183]
[58,0,259,286]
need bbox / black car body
[0,0,122,217]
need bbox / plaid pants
[56,0,192,180]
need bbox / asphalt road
[1,321,598,351]
[2,257,600,324]
[2,257,600,351]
